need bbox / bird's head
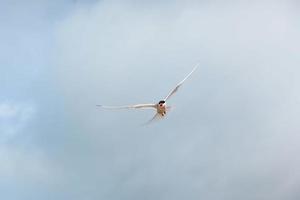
[158,100,166,107]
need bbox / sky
[1,0,300,199]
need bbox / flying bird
[97,63,199,124]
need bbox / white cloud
[0,102,64,190]
[0,103,18,118]
[51,1,300,199]
[0,102,36,143]
[0,146,57,183]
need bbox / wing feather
[164,63,199,101]
[96,103,156,110]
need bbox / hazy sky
[1,0,300,199]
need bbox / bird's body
[156,100,167,116]
[97,63,199,124]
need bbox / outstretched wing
[164,63,199,101]
[96,103,156,110]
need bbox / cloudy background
[1,0,300,199]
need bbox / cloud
[0,103,18,118]
[0,145,59,183]
[0,102,36,143]
[49,1,300,199]
[1,0,300,199]
[0,102,66,200]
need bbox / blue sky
[1,0,300,199]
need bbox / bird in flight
[97,63,199,124]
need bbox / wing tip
[192,62,200,71]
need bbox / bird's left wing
[96,103,156,110]
[164,63,199,101]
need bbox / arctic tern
[97,64,199,124]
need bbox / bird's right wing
[96,103,156,110]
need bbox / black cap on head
[159,100,165,104]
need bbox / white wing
[164,63,199,101]
[96,103,156,110]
